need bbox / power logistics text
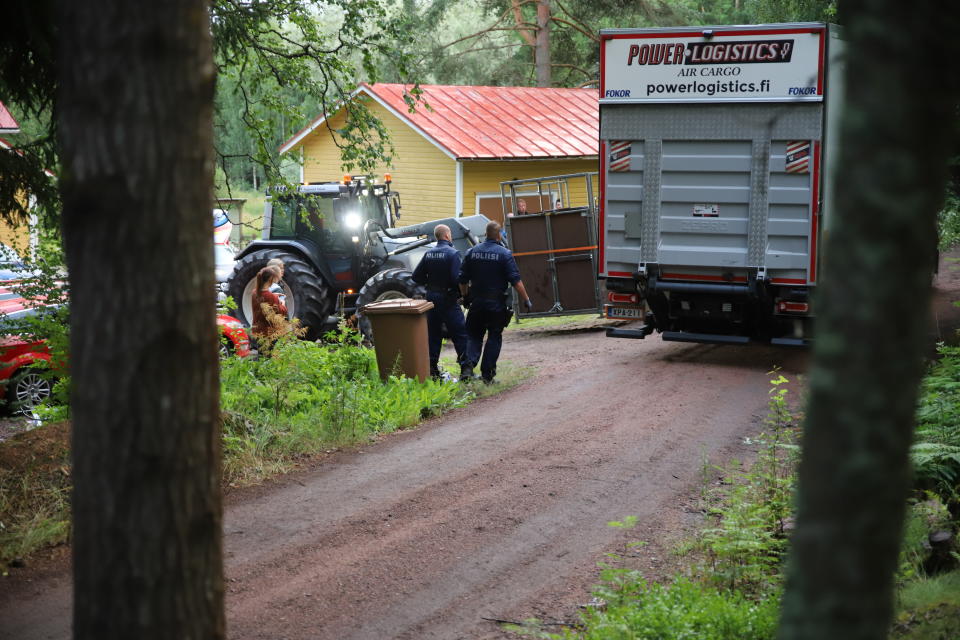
[624,39,794,66]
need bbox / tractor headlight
[344,212,362,229]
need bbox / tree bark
[58,1,223,638]
[535,0,552,87]
[779,2,960,639]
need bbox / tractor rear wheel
[356,268,426,341]
[227,250,332,340]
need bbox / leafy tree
[778,1,960,638]
[401,0,839,89]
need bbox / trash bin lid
[361,298,434,315]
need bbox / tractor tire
[355,268,426,341]
[226,250,333,341]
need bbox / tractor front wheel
[226,250,332,341]
[355,268,426,341]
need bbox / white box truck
[599,23,844,345]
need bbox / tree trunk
[779,2,960,639]
[58,1,223,638]
[535,0,552,87]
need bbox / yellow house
[279,84,599,226]
[0,102,35,255]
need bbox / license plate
[605,305,642,319]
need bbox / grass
[892,571,960,639]
[506,313,610,331]
[0,324,538,565]
[0,421,71,567]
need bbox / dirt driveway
[0,322,811,639]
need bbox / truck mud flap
[606,325,654,339]
[662,331,750,345]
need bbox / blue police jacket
[412,239,462,296]
[459,239,521,303]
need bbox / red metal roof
[0,102,19,133]
[280,84,598,160]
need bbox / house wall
[0,192,32,254]
[296,99,598,228]
[299,100,456,226]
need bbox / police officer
[458,220,533,383]
[412,224,469,379]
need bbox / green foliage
[0,239,71,417]
[695,373,799,594]
[892,570,960,639]
[524,577,779,640]
[219,324,470,483]
[897,495,954,586]
[938,193,960,249]
[912,344,960,504]
[210,0,423,194]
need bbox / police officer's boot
[430,362,442,380]
[459,363,475,381]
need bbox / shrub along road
[0,323,812,639]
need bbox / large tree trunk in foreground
[58,1,223,637]
[779,2,960,639]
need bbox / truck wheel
[356,268,426,341]
[227,250,332,341]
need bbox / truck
[226,176,489,339]
[598,23,844,345]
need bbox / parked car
[0,287,251,415]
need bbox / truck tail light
[608,292,639,304]
[777,301,809,314]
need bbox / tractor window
[269,199,297,238]
[297,196,348,253]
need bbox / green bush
[219,326,470,483]
[695,373,800,595]
[938,193,960,250]
[912,345,960,506]
[533,577,779,640]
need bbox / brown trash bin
[361,298,435,382]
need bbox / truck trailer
[599,23,844,345]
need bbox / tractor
[226,177,489,339]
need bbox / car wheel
[10,368,53,416]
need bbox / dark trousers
[464,304,509,380]
[426,294,468,372]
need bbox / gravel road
[0,324,808,640]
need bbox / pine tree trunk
[535,0,552,87]
[58,1,224,638]
[779,2,960,638]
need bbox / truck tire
[355,268,426,341]
[227,249,332,340]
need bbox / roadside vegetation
[0,319,531,565]
[513,365,960,639]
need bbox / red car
[0,289,250,413]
